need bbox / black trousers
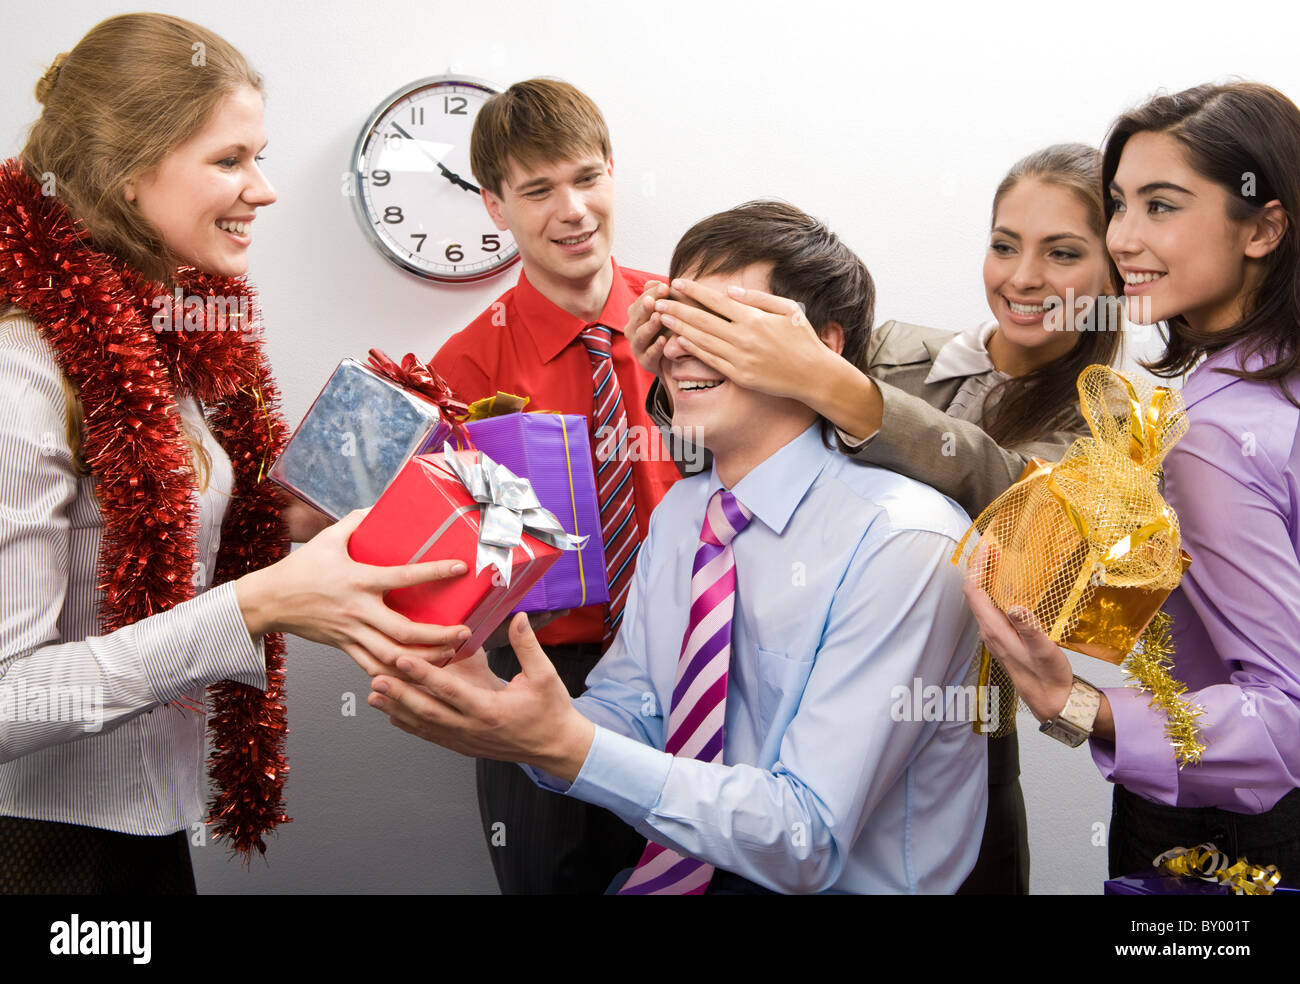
[1108,783,1300,881]
[0,816,195,894]
[957,732,1030,894]
[475,642,646,894]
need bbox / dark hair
[668,200,874,371]
[470,78,611,197]
[1101,82,1300,398]
[981,144,1123,447]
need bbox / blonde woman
[0,13,465,893]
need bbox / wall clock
[351,74,520,284]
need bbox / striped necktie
[619,488,753,895]
[580,324,640,649]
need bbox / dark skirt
[957,731,1030,894]
[0,816,196,894]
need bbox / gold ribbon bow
[461,391,530,422]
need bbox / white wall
[3,0,1295,894]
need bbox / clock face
[351,75,520,284]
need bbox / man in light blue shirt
[368,201,988,893]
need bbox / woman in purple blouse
[966,81,1300,879]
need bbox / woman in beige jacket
[634,145,1123,893]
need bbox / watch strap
[1038,676,1102,747]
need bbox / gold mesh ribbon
[954,365,1205,764]
[973,645,1020,738]
[1154,843,1283,895]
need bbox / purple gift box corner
[1105,872,1298,895]
[430,412,609,614]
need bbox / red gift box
[347,451,561,661]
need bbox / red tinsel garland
[0,158,291,856]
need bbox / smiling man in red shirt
[430,78,681,894]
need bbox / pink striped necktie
[619,487,753,895]
[580,324,640,649]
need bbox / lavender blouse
[1090,343,1300,812]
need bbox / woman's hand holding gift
[235,508,471,677]
[962,543,1115,741]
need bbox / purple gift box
[433,412,608,614]
[1105,873,1298,895]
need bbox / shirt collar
[515,258,641,364]
[707,423,829,536]
[924,319,1000,384]
[1179,340,1275,411]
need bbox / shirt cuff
[132,580,268,704]
[556,725,674,824]
[1089,686,1180,803]
[834,426,874,453]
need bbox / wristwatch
[1038,676,1102,747]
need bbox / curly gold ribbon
[1154,843,1283,895]
[243,378,273,483]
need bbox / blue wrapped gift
[270,352,464,519]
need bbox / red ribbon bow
[366,348,469,434]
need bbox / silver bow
[441,443,588,586]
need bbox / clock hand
[388,122,481,194]
[437,161,481,195]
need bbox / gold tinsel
[1122,611,1206,767]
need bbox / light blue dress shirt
[530,423,988,893]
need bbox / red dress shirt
[432,259,681,646]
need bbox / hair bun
[35,52,69,105]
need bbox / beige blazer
[855,320,1088,518]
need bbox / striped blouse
[0,311,266,836]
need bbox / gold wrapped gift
[954,365,1204,764]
